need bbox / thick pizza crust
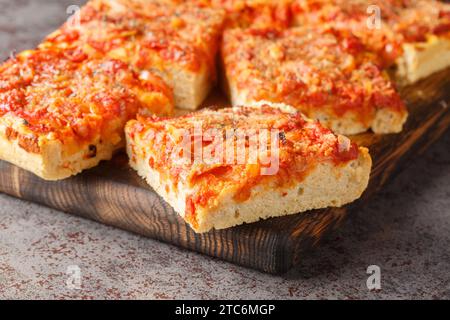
[162,64,214,110]
[106,42,215,110]
[396,36,450,85]
[126,122,372,233]
[313,108,406,135]
[86,0,224,110]
[228,82,407,135]
[198,149,371,232]
[0,119,122,181]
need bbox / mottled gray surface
[0,0,450,300]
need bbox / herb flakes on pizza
[292,0,450,84]
[42,0,225,110]
[125,103,371,233]
[0,47,173,180]
[198,0,293,29]
[221,26,407,135]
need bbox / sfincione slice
[292,0,450,84]
[42,0,225,110]
[0,47,173,180]
[125,103,372,233]
[221,26,407,135]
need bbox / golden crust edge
[160,63,215,110]
[0,119,122,181]
[195,148,372,232]
[125,119,372,233]
[228,84,407,135]
[395,35,450,85]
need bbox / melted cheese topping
[196,0,292,29]
[42,0,225,76]
[127,104,360,227]
[0,47,173,153]
[222,27,406,126]
[293,0,450,67]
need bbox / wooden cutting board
[0,69,449,274]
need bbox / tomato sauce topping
[42,0,224,75]
[0,47,173,152]
[128,105,361,224]
[222,26,406,127]
[293,0,450,67]
[203,0,292,29]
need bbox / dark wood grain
[0,69,449,274]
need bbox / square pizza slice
[42,0,225,110]
[221,27,407,135]
[125,103,371,233]
[0,47,173,180]
[292,0,450,84]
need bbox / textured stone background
[0,0,449,300]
